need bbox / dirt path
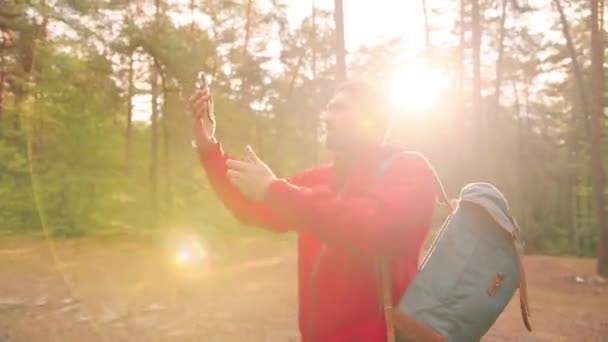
[0,233,606,341]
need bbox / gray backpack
[376,160,532,341]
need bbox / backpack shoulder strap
[376,152,453,210]
[374,152,452,342]
[373,154,400,342]
[377,256,395,342]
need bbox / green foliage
[0,0,605,261]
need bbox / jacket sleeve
[263,153,438,255]
[198,142,306,233]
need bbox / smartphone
[195,71,214,122]
[195,71,208,90]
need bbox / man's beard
[324,131,341,152]
[325,128,362,155]
[324,128,344,152]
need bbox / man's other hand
[226,146,277,201]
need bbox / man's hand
[189,88,215,150]
[227,146,277,201]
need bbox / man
[189,81,438,342]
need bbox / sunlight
[389,62,450,114]
[163,228,207,270]
[175,248,192,265]
[174,237,206,266]
[288,1,425,53]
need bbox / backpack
[375,158,532,342]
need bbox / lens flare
[176,248,191,264]
[390,62,449,114]
[174,238,206,266]
[164,228,208,272]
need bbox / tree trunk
[574,174,584,254]
[494,0,508,112]
[160,71,172,221]
[189,0,196,32]
[271,47,306,169]
[470,0,485,178]
[0,69,4,122]
[241,0,253,102]
[148,0,161,227]
[570,173,579,255]
[524,77,531,134]
[334,0,346,82]
[150,63,159,227]
[0,44,4,121]
[243,0,252,57]
[311,0,318,165]
[125,53,134,167]
[491,0,508,169]
[513,80,527,226]
[458,0,466,144]
[312,0,317,81]
[240,0,262,153]
[554,0,591,136]
[590,0,607,276]
[421,0,431,50]
[471,0,482,152]
[459,0,465,109]
[555,0,592,254]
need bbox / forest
[0,0,606,278]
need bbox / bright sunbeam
[390,63,450,114]
[176,248,193,264]
[174,238,206,266]
[164,228,207,272]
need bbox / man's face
[323,91,377,153]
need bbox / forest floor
[0,232,607,342]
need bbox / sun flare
[174,238,206,266]
[389,63,450,114]
[164,228,207,269]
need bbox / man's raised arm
[197,142,294,232]
[262,153,437,256]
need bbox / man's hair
[336,80,394,140]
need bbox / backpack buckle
[486,272,505,296]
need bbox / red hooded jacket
[199,142,438,342]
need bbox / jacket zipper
[306,244,327,342]
[304,156,399,341]
[306,180,350,342]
